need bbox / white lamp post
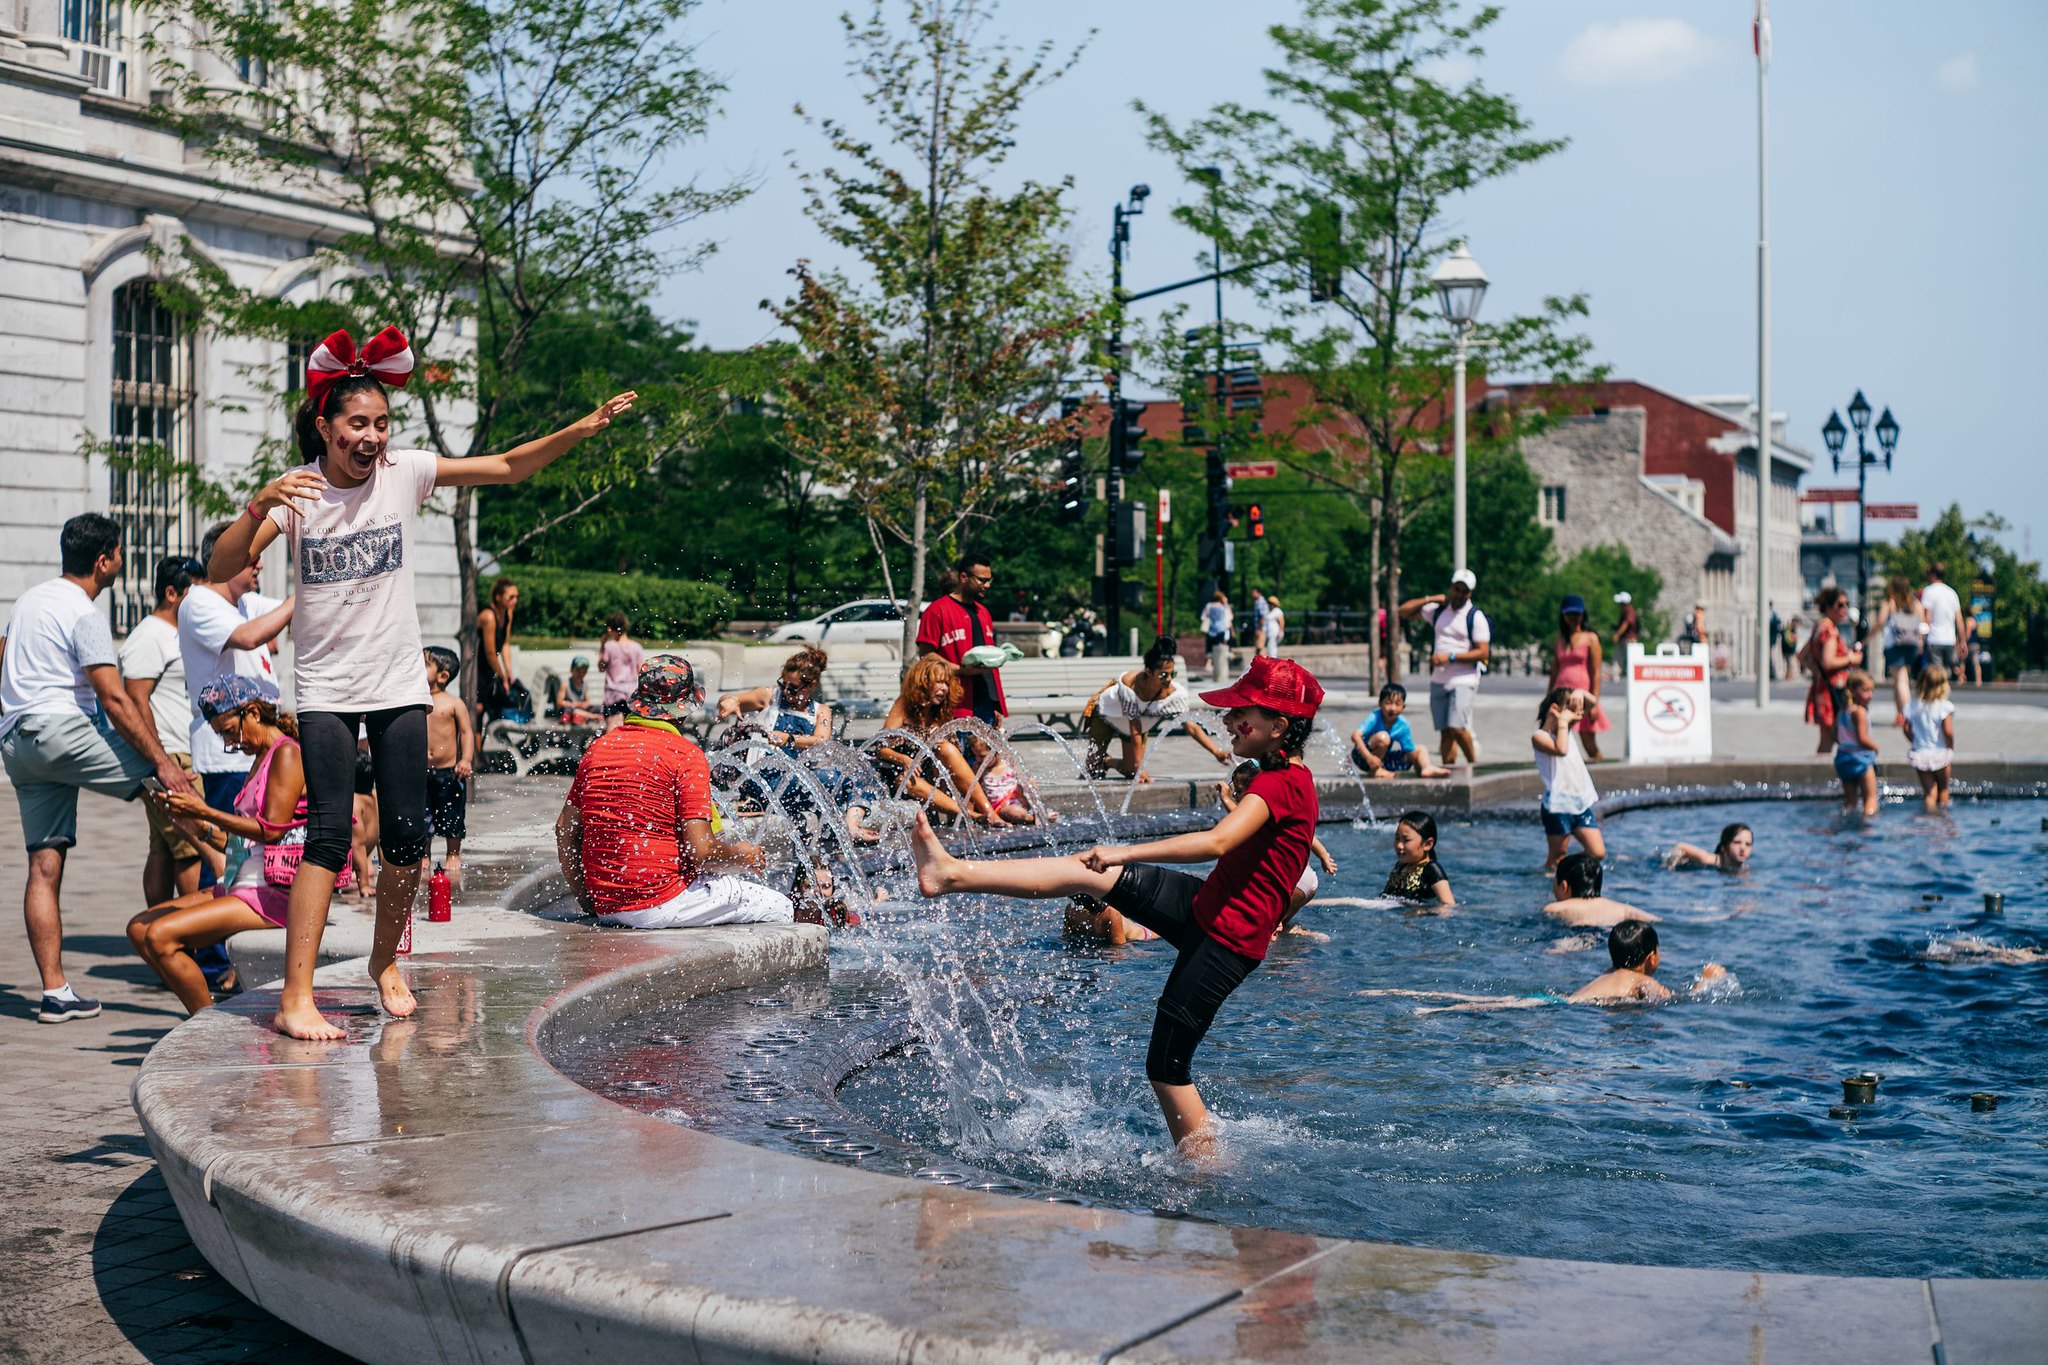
[1430,241,1488,576]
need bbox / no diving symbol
[1644,687,1695,733]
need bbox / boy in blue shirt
[1351,682,1449,779]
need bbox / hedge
[490,566,734,641]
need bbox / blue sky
[662,1,2046,554]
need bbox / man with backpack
[1400,568,1491,771]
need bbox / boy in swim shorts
[1351,683,1449,779]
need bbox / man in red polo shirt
[915,551,1007,727]
[553,655,793,927]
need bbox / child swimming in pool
[1834,669,1880,816]
[1218,761,1336,936]
[1382,810,1454,908]
[1666,823,1752,873]
[1366,922,1727,1013]
[909,656,1324,1158]
[1063,894,1156,945]
[1543,852,1658,928]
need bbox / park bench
[479,665,722,775]
[818,655,1148,735]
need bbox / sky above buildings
[662,0,2046,554]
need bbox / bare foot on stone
[272,1002,348,1041]
[370,957,417,1018]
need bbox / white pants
[598,874,794,928]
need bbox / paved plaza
[4,684,2044,1363]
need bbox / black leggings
[1106,863,1261,1087]
[300,706,428,873]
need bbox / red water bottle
[428,863,453,923]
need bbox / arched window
[108,280,195,633]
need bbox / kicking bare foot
[369,957,417,1019]
[909,812,962,898]
[272,1001,347,1041]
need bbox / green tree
[143,0,749,697]
[1141,0,1602,681]
[771,0,1099,660]
[1883,505,2046,679]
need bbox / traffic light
[1115,397,1148,472]
[1248,503,1264,539]
[1057,396,1085,523]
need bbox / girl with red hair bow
[207,326,635,1040]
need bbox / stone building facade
[0,5,463,663]
[1520,407,1737,643]
[1511,382,1810,679]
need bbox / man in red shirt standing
[553,656,793,928]
[915,552,1007,728]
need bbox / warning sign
[1627,643,1713,762]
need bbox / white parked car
[765,599,908,646]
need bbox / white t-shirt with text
[1921,581,1962,648]
[118,614,189,756]
[0,579,115,738]
[179,583,279,773]
[267,449,438,713]
[1422,600,1491,688]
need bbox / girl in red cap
[909,654,1323,1158]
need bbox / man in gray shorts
[0,514,195,1023]
[1400,568,1491,769]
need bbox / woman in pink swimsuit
[1547,595,1611,761]
[127,676,327,1014]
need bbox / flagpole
[1753,2,1773,709]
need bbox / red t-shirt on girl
[1193,763,1319,960]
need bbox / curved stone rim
[134,767,2048,1364]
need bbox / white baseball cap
[1613,591,1632,604]
[1450,568,1477,590]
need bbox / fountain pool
[565,795,2048,1282]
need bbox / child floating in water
[909,656,1325,1158]
[1533,687,1604,870]
[1366,921,1727,1013]
[1543,852,1658,928]
[1382,810,1454,908]
[1834,669,1881,816]
[1350,683,1450,779]
[1666,823,1752,873]
[1218,761,1336,938]
[1903,663,1956,812]
[1063,894,1156,945]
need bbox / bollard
[1970,1093,1999,1113]
[1828,1105,1860,1120]
[1843,1076,1878,1105]
[1984,892,2005,915]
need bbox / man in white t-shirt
[1919,562,1963,674]
[0,515,195,1023]
[120,553,212,906]
[1400,568,1491,769]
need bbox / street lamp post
[1105,183,1149,644]
[1429,242,1488,576]
[1820,391,1899,644]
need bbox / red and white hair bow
[305,326,414,408]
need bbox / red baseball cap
[1199,655,1324,719]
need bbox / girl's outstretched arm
[1083,793,1270,870]
[436,393,637,487]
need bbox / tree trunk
[1381,460,1402,684]
[900,477,930,675]
[454,485,480,712]
[1367,493,1383,690]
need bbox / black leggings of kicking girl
[1105,863,1261,1087]
[299,706,428,873]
